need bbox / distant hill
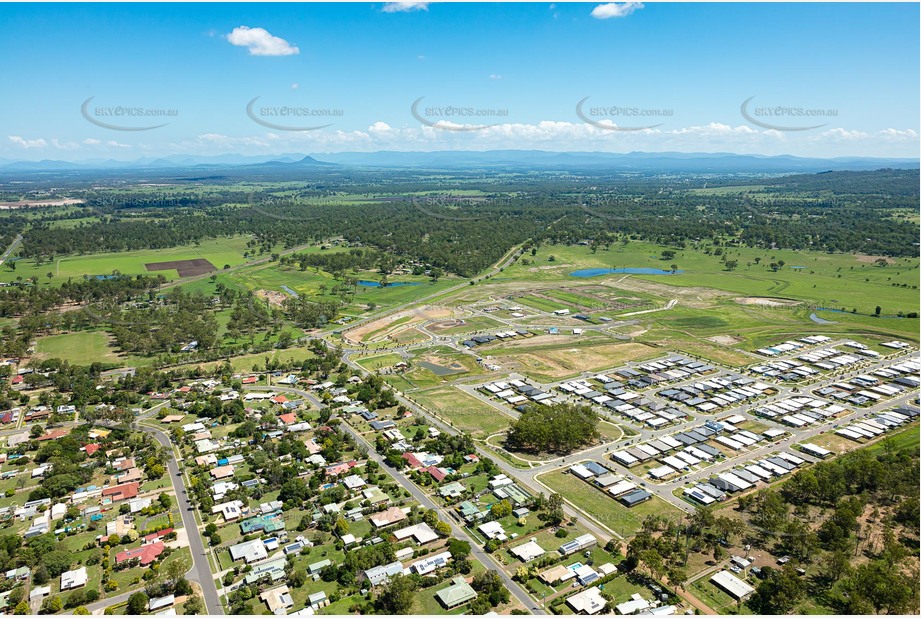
[0,150,916,174]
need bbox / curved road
[85,423,222,615]
[247,385,546,615]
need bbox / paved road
[247,385,546,614]
[84,422,222,615]
[0,234,22,266]
[141,425,223,615]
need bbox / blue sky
[1,2,918,160]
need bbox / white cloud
[8,136,47,149]
[877,128,919,141]
[382,2,429,13]
[291,83,300,90]
[819,128,869,141]
[591,2,644,19]
[226,26,299,56]
[489,74,503,80]
[83,138,102,146]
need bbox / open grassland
[33,330,125,365]
[412,386,513,437]
[355,352,405,371]
[541,288,608,309]
[2,236,252,284]
[499,243,920,316]
[209,256,457,318]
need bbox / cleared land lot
[490,339,659,381]
[539,469,685,538]
[33,330,123,365]
[413,386,513,437]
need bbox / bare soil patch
[734,296,802,307]
[0,198,84,209]
[708,334,743,345]
[345,305,452,344]
[145,258,216,277]
[256,289,287,307]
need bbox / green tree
[127,592,149,615]
[749,566,805,614]
[376,574,417,614]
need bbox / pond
[280,285,299,297]
[570,267,683,277]
[357,280,423,288]
[417,360,466,376]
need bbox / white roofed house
[510,538,545,562]
[710,570,755,600]
[567,586,608,615]
[60,566,88,591]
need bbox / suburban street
[248,385,545,614]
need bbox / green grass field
[33,330,124,365]
[500,243,920,317]
[541,288,607,309]
[412,386,513,437]
[539,469,685,538]
[2,236,253,284]
[356,353,405,371]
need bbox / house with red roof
[83,444,101,456]
[324,462,351,477]
[241,376,258,385]
[278,413,297,425]
[115,541,164,566]
[37,428,70,441]
[102,482,140,502]
[0,412,13,424]
[10,375,23,386]
[270,395,288,405]
[143,529,173,545]
[401,452,424,470]
[425,466,449,483]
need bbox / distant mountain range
[0,151,917,173]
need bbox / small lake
[357,280,423,288]
[570,267,683,277]
[281,285,299,298]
